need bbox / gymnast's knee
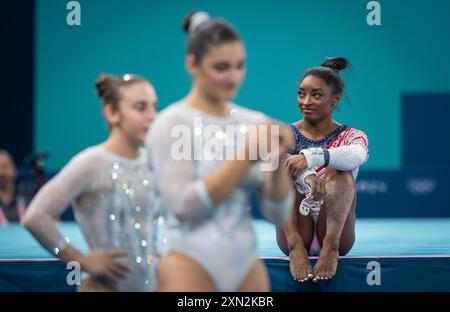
[338,237,355,256]
[275,227,289,255]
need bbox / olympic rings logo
[406,178,437,196]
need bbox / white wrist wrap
[300,147,326,169]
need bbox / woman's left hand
[284,154,308,178]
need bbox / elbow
[21,212,34,230]
[358,155,367,166]
[168,192,212,222]
[21,207,42,232]
[171,203,195,222]
[362,148,369,164]
[261,191,294,226]
[264,210,289,226]
[356,145,369,163]
[355,149,369,168]
[263,206,290,226]
[167,182,213,223]
[171,202,211,223]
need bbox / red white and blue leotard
[289,124,369,180]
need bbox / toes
[313,271,324,281]
[312,272,322,282]
[292,271,307,282]
[293,274,309,283]
[324,272,336,280]
[313,275,327,282]
[326,270,336,279]
[290,261,312,282]
[298,275,309,283]
[290,267,300,281]
[312,263,337,282]
[294,267,311,283]
[307,267,314,280]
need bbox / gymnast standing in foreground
[23,74,159,291]
[148,11,295,291]
[277,57,369,282]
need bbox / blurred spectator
[0,149,27,225]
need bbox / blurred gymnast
[277,57,369,282]
[22,74,159,291]
[147,11,295,291]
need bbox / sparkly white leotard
[23,145,160,291]
[147,101,294,291]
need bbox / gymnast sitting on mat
[276,57,369,282]
[148,11,295,292]
[22,74,159,291]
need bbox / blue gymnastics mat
[1,219,450,291]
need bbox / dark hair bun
[321,57,350,72]
[182,11,200,33]
[95,74,115,99]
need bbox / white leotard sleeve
[259,186,294,225]
[328,144,368,171]
[300,128,369,172]
[147,110,214,223]
[22,151,95,255]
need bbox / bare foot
[289,246,314,283]
[313,236,339,282]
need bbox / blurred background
[1,0,450,218]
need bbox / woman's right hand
[80,249,131,283]
[245,121,295,161]
[304,175,326,201]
